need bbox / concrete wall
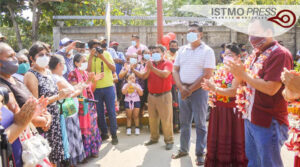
[53,25,300,62]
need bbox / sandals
[196,161,204,166]
[171,150,188,159]
[195,156,205,166]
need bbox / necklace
[235,46,274,115]
[208,65,234,108]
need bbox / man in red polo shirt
[226,19,293,167]
[132,45,174,150]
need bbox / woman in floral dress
[24,42,71,165]
[68,54,102,158]
[202,43,248,167]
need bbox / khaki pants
[148,92,174,144]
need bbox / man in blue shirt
[110,41,126,102]
[110,41,125,76]
[56,37,85,79]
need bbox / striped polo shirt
[174,42,216,84]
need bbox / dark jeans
[179,89,208,162]
[94,86,118,136]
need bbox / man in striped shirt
[172,24,216,165]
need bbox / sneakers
[166,143,174,150]
[101,134,109,141]
[126,128,132,136]
[111,135,118,145]
[135,128,140,135]
[127,127,140,136]
[144,140,158,146]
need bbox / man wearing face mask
[99,37,118,60]
[87,38,119,145]
[226,19,293,167]
[132,45,174,150]
[126,35,148,61]
[110,41,125,101]
[164,40,180,133]
[172,24,216,165]
[56,37,84,79]
[165,40,179,62]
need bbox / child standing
[122,73,143,135]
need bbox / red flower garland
[235,48,271,115]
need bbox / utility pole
[157,0,163,44]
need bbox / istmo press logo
[179,5,300,37]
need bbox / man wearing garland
[226,19,293,167]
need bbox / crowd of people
[0,19,299,167]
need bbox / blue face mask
[152,53,161,62]
[62,64,67,75]
[129,58,137,64]
[186,32,198,43]
[143,54,151,60]
[131,41,136,46]
[17,63,30,74]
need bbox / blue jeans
[178,89,208,160]
[94,86,117,136]
[244,119,288,167]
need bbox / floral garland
[235,48,271,115]
[286,101,300,158]
[285,63,300,158]
[208,64,234,108]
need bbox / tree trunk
[6,4,23,50]
[31,0,62,42]
[31,0,38,42]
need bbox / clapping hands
[201,78,217,92]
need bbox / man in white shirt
[172,24,216,165]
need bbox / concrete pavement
[78,126,295,167]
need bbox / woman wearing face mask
[49,54,87,165]
[24,42,71,166]
[202,44,248,167]
[68,54,102,159]
[12,52,30,82]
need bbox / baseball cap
[110,41,119,47]
[59,37,73,47]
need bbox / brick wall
[53,25,300,62]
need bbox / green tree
[0,0,27,49]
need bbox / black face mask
[169,48,178,53]
[101,43,107,48]
[112,46,118,51]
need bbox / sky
[21,9,32,21]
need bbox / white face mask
[36,56,50,68]
[79,62,88,71]
[68,49,75,58]
[223,55,234,64]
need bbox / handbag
[20,124,52,167]
[57,98,78,118]
[78,96,89,116]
